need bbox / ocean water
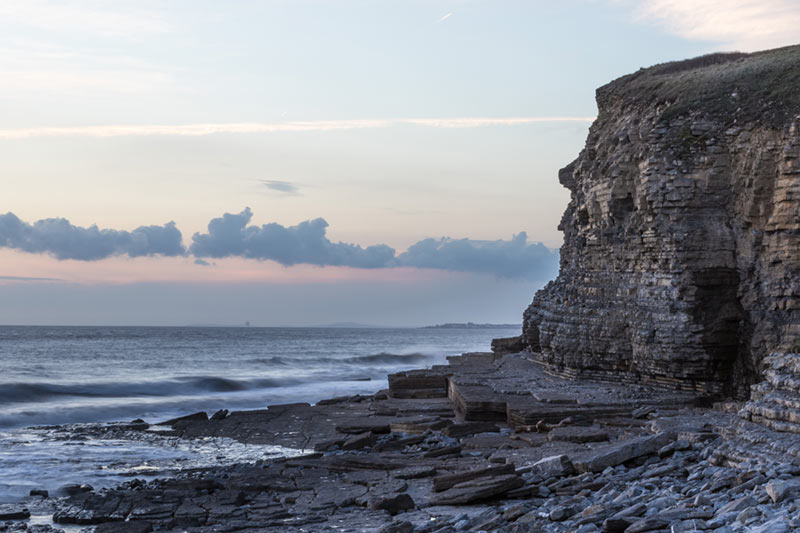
[0,325,518,503]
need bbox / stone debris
[0,351,784,532]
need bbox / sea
[0,325,519,505]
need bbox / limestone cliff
[522,46,800,399]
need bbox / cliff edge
[522,45,800,399]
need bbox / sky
[1,0,798,326]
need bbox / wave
[245,352,436,367]
[0,376,289,405]
[341,352,433,365]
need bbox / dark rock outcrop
[522,45,800,399]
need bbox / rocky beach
[4,44,800,533]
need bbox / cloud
[622,0,800,51]
[0,275,62,282]
[2,209,560,280]
[395,232,559,280]
[262,180,301,196]
[190,208,396,269]
[191,208,559,279]
[0,116,596,139]
[438,12,453,22]
[0,212,185,260]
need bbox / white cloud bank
[626,0,800,51]
[0,117,596,140]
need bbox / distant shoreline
[420,322,521,329]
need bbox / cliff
[522,45,800,399]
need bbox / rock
[433,464,515,491]
[394,465,436,479]
[765,477,800,503]
[314,437,345,452]
[335,421,391,434]
[428,474,524,505]
[574,433,674,473]
[632,406,656,419]
[531,454,575,477]
[29,489,49,498]
[0,505,30,520]
[368,493,415,515]
[549,504,579,521]
[387,370,448,398]
[58,483,94,496]
[424,445,461,458]
[548,426,610,443]
[210,409,229,421]
[160,411,208,425]
[95,522,153,533]
[624,517,670,532]
[378,521,414,533]
[341,431,379,451]
[748,517,791,533]
[601,517,632,532]
[609,502,646,520]
[491,336,525,354]
[443,422,499,438]
[716,496,756,516]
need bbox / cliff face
[523,47,800,399]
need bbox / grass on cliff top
[598,44,800,127]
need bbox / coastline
[5,351,800,532]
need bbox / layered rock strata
[741,352,800,433]
[522,46,800,398]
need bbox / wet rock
[0,505,30,520]
[57,484,94,497]
[160,411,208,425]
[29,489,49,498]
[210,409,229,421]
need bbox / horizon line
[0,116,597,139]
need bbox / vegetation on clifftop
[597,44,800,127]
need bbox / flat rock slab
[574,432,674,473]
[432,464,515,492]
[0,505,31,520]
[548,426,610,443]
[427,474,523,506]
[443,422,500,438]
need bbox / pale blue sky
[1,0,797,326]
